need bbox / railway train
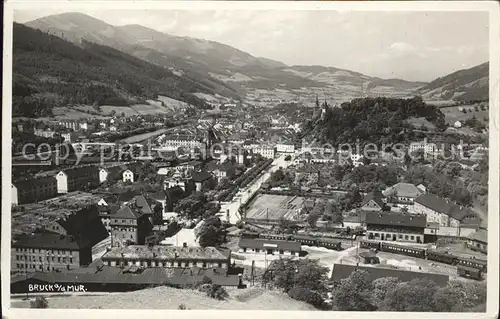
[360,240,487,279]
[241,231,342,250]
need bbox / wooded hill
[13,23,236,117]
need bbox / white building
[34,128,55,139]
[276,143,295,153]
[11,184,18,206]
[350,153,364,167]
[122,169,135,183]
[99,168,109,183]
[56,171,68,194]
[238,238,301,256]
[409,139,438,157]
[252,145,275,159]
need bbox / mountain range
[19,12,489,113]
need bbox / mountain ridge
[24,12,429,103]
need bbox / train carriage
[360,240,381,250]
[457,257,487,273]
[293,234,318,246]
[457,264,483,280]
[317,238,342,251]
[380,242,426,259]
[426,250,458,265]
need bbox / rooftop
[238,238,302,251]
[382,182,424,198]
[12,232,90,250]
[11,192,102,237]
[414,194,477,221]
[101,245,230,261]
[467,229,487,243]
[361,190,385,208]
[365,211,427,228]
[13,176,57,189]
[191,170,213,183]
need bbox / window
[410,236,414,240]
[58,257,61,262]
[398,234,403,239]
[16,256,19,260]
[405,235,409,240]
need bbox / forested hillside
[12,23,223,117]
[416,62,488,102]
[308,97,446,146]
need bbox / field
[440,105,489,124]
[405,117,437,130]
[244,194,306,222]
[11,286,316,310]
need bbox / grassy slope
[12,286,316,310]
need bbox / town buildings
[360,190,386,212]
[11,233,93,273]
[365,211,426,243]
[413,194,480,237]
[382,182,426,204]
[466,229,487,254]
[12,176,58,205]
[34,128,56,138]
[110,205,153,247]
[214,161,236,181]
[55,166,100,194]
[122,169,136,183]
[252,145,276,159]
[101,245,231,269]
[238,238,302,256]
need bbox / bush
[206,284,229,300]
[288,287,324,308]
[30,296,48,308]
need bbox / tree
[381,279,439,311]
[197,216,226,247]
[332,270,376,311]
[206,284,229,300]
[307,200,325,228]
[371,277,399,307]
[288,287,325,308]
[30,296,48,308]
[265,259,329,294]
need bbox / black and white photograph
[2,1,499,317]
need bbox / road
[221,154,294,224]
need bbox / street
[221,153,294,224]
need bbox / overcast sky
[14,10,489,82]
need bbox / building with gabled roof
[413,194,481,237]
[383,182,425,204]
[101,245,231,269]
[466,229,487,254]
[13,176,58,205]
[365,211,426,243]
[361,190,385,211]
[110,205,153,248]
[11,232,93,273]
[238,238,301,256]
